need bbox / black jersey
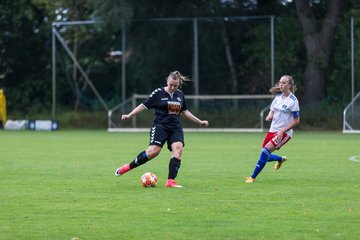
[142,87,188,129]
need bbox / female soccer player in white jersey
[115,71,209,188]
[245,75,300,183]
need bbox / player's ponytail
[285,75,297,93]
[269,75,297,94]
[269,83,281,94]
[168,71,191,89]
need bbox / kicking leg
[115,145,161,176]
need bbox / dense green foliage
[0,1,360,129]
[0,131,359,239]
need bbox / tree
[0,0,57,112]
[294,0,346,105]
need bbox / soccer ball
[140,172,158,188]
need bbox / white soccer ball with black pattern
[140,172,158,188]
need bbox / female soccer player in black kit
[115,71,209,188]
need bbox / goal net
[108,94,274,132]
[343,91,360,133]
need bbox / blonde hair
[269,83,281,94]
[284,75,297,93]
[167,70,191,89]
[269,75,297,94]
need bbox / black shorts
[149,124,184,151]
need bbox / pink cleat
[114,164,131,176]
[165,179,183,188]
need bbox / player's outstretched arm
[121,104,146,121]
[181,110,209,127]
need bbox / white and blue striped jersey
[269,93,300,137]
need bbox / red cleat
[165,179,183,188]
[114,164,131,176]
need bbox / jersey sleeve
[143,88,161,109]
[181,93,188,112]
[289,94,300,112]
[291,100,300,112]
[289,94,300,119]
[291,101,300,118]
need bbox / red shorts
[262,132,291,149]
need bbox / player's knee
[172,146,182,159]
[171,143,183,159]
[172,145,183,160]
[261,147,271,157]
[146,145,161,159]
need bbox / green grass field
[0,130,359,239]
